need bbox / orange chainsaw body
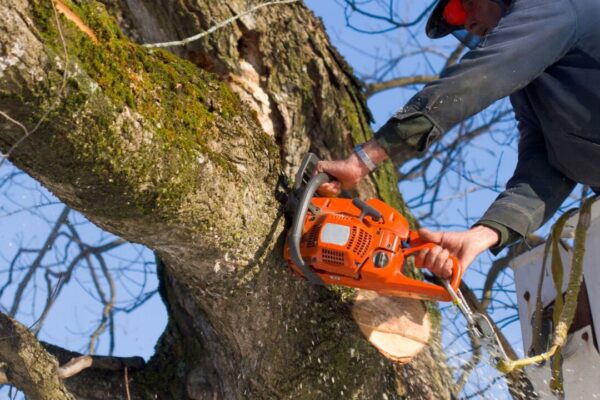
[284,197,462,302]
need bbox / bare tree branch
[444,43,466,69]
[57,356,93,379]
[366,74,437,97]
[341,0,438,34]
[481,235,545,309]
[8,207,70,316]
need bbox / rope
[142,0,300,48]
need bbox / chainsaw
[283,153,511,368]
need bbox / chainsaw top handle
[402,238,463,294]
[288,171,331,286]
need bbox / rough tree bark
[0,0,456,398]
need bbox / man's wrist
[351,139,389,176]
[470,225,501,250]
[362,139,389,165]
[353,144,377,171]
[348,152,371,178]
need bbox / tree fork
[0,0,456,398]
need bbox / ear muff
[443,0,467,26]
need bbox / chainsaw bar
[443,281,510,367]
[472,313,510,365]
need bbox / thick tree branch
[43,343,145,373]
[0,315,145,397]
[46,343,144,400]
[0,313,74,400]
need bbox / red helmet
[426,0,509,40]
[443,0,468,27]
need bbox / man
[318,0,600,278]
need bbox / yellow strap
[530,238,552,355]
[548,210,574,394]
[494,198,594,379]
[550,197,594,393]
[553,198,593,348]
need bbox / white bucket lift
[511,197,600,399]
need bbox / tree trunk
[0,0,455,398]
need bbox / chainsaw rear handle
[288,172,331,285]
[402,241,463,293]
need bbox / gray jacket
[375,0,600,247]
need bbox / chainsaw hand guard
[287,171,330,286]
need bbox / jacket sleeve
[377,0,578,153]
[476,91,576,250]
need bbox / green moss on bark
[28,0,275,220]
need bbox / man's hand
[316,153,369,196]
[317,139,389,196]
[415,225,500,279]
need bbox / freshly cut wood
[53,0,98,43]
[352,290,430,363]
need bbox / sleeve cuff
[373,115,436,165]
